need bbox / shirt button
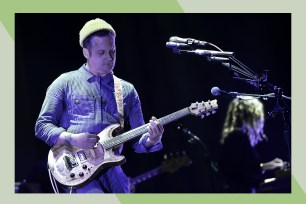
[74,99,81,104]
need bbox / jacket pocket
[72,95,95,119]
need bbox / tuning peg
[212,110,216,114]
[201,115,205,119]
[206,112,211,116]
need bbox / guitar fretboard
[101,107,190,150]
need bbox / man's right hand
[57,132,100,149]
[68,132,100,149]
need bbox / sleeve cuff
[134,133,163,153]
[46,127,66,146]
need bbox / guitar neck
[130,167,162,185]
[102,107,190,150]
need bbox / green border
[0,0,183,39]
[1,0,305,203]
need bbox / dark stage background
[15,14,291,193]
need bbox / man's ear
[83,48,89,59]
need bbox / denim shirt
[35,64,162,153]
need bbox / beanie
[79,18,116,47]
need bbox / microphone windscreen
[211,87,221,96]
[169,36,178,42]
[166,42,190,49]
[169,36,186,43]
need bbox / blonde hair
[221,97,265,147]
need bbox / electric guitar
[48,100,218,188]
[129,152,192,193]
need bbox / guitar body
[48,124,125,188]
[47,100,218,189]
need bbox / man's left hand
[146,116,164,147]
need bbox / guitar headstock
[161,151,192,174]
[189,99,218,118]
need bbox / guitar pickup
[77,150,87,162]
[63,154,79,169]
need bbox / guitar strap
[113,75,124,131]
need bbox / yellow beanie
[79,18,116,47]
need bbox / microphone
[211,86,280,99]
[207,56,230,63]
[170,49,234,57]
[170,36,208,46]
[194,49,234,57]
[211,87,238,97]
[166,42,191,49]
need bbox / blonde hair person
[219,97,284,193]
[221,97,265,147]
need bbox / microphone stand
[169,41,291,163]
[177,124,219,192]
[220,56,291,163]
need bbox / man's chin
[102,67,114,74]
[103,65,114,70]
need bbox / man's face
[84,34,116,76]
